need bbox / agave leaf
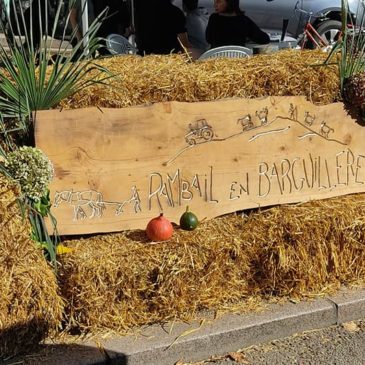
[0,1,116,269]
[326,1,365,91]
[0,0,111,136]
[341,0,365,86]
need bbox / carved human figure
[116,186,142,215]
[288,103,298,121]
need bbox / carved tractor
[185,119,214,145]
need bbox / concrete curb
[102,298,336,365]
[10,288,365,365]
[327,288,365,325]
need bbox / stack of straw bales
[55,50,365,335]
[0,175,63,359]
[0,50,359,346]
[59,50,340,110]
[59,194,365,334]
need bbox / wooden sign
[35,97,365,235]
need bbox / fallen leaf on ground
[228,351,249,363]
[342,321,360,333]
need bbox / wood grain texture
[35,97,365,235]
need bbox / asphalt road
[187,319,365,365]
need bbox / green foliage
[326,0,365,90]
[29,190,59,269]
[1,146,58,267]
[0,0,111,138]
[34,189,52,217]
[0,1,115,268]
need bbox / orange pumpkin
[146,213,173,241]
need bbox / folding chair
[198,45,253,60]
[105,34,137,55]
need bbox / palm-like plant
[0,0,111,139]
[0,0,113,267]
[326,0,365,110]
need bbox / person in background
[69,0,95,44]
[70,0,131,55]
[206,0,269,49]
[183,0,209,54]
[92,0,131,40]
[135,0,195,57]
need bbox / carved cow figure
[320,121,334,139]
[237,114,254,131]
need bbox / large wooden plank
[35,97,365,235]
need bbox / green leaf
[33,189,52,217]
[0,0,112,143]
[325,1,365,92]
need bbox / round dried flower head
[4,146,54,201]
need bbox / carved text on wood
[35,97,365,235]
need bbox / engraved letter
[167,169,181,206]
[258,162,270,197]
[209,166,218,203]
[281,159,292,193]
[230,182,240,200]
[346,148,355,185]
[270,163,283,195]
[148,173,163,210]
[191,174,202,197]
[160,182,174,207]
[336,151,346,186]
[291,158,305,191]
[355,155,365,184]
[181,180,193,201]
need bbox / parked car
[7,1,365,48]
[173,0,365,44]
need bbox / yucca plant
[0,0,111,139]
[326,0,365,111]
[0,0,113,268]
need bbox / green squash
[179,206,199,231]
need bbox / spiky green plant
[0,1,114,268]
[339,0,365,89]
[326,0,365,91]
[0,0,111,138]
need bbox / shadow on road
[2,342,128,365]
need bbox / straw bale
[58,50,339,110]
[237,195,365,297]
[54,50,363,336]
[59,193,365,334]
[58,228,256,333]
[0,175,64,359]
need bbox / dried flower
[4,146,54,201]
